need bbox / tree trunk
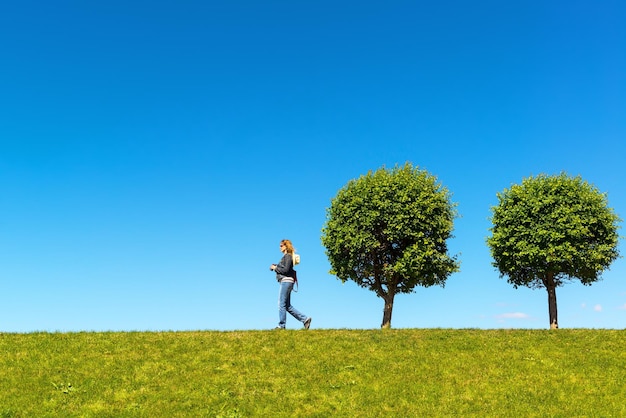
[545,273,559,329]
[381,292,395,329]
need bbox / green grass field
[1,329,624,417]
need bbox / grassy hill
[1,329,624,417]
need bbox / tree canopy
[321,163,460,328]
[487,173,621,328]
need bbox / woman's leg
[284,283,307,323]
[277,282,291,328]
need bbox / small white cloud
[619,304,626,311]
[581,303,587,309]
[495,312,529,319]
[594,304,602,312]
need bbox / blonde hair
[281,239,295,255]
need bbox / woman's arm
[273,254,293,275]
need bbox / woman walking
[270,239,312,330]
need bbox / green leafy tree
[487,173,621,329]
[321,163,460,328]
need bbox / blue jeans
[278,281,307,328]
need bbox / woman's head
[280,239,294,254]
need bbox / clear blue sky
[1,1,624,332]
